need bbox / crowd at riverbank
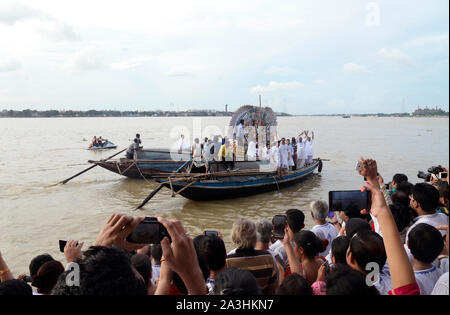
[0,158,448,296]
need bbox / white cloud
[378,48,414,67]
[251,81,302,94]
[0,58,22,72]
[405,34,449,48]
[342,63,370,75]
[0,1,79,41]
[63,47,104,72]
[313,79,326,85]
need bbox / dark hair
[213,267,262,295]
[131,254,152,288]
[286,209,305,233]
[173,237,209,295]
[0,279,33,296]
[136,134,140,138]
[412,183,440,213]
[391,191,411,208]
[396,181,414,196]
[294,230,326,258]
[326,265,379,295]
[29,254,55,278]
[437,181,449,201]
[276,273,313,295]
[348,230,387,272]
[199,235,226,272]
[51,246,147,295]
[346,218,372,239]
[331,236,350,265]
[389,203,412,232]
[393,174,408,185]
[408,223,444,264]
[32,260,65,294]
[342,203,371,222]
[150,244,163,263]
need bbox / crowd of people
[0,158,448,296]
[176,129,316,174]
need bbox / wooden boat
[155,159,322,201]
[89,148,272,179]
[88,140,117,150]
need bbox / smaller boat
[88,140,117,150]
[342,115,351,119]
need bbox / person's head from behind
[391,191,411,208]
[396,181,414,196]
[276,273,313,295]
[326,264,379,295]
[52,246,147,295]
[130,254,152,289]
[310,200,329,224]
[199,235,226,273]
[392,174,408,190]
[136,133,140,139]
[345,218,371,239]
[293,230,326,260]
[240,119,244,125]
[231,218,256,250]
[150,244,162,265]
[285,209,305,240]
[408,223,444,264]
[213,267,262,295]
[389,203,412,233]
[340,202,371,223]
[331,236,350,266]
[346,230,386,274]
[29,254,55,280]
[410,183,440,215]
[32,260,64,295]
[256,219,273,246]
[0,280,32,296]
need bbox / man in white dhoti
[278,138,290,177]
[297,135,307,169]
[305,131,315,165]
[247,141,257,160]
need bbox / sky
[0,0,448,115]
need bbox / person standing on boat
[297,133,307,169]
[305,131,315,165]
[219,138,233,171]
[286,138,295,171]
[278,138,290,177]
[203,139,214,173]
[126,138,140,159]
[192,138,202,162]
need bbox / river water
[0,116,448,274]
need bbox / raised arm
[358,158,417,293]
[0,251,14,282]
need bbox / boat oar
[57,148,127,185]
[136,183,165,210]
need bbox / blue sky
[0,0,448,115]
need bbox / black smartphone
[329,190,370,215]
[126,217,171,244]
[59,240,78,253]
[204,231,219,237]
[272,215,287,239]
[440,172,448,180]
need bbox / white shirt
[311,223,339,258]
[432,272,449,295]
[298,141,307,159]
[236,124,245,139]
[406,213,449,243]
[415,266,443,295]
[278,144,290,168]
[151,265,161,285]
[305,140,314,157]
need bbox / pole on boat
[135,183,165,210]
[57,148,127,185]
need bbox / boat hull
[160,160,321,201]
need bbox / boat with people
[88,136,117,150]
[154,159,322,201]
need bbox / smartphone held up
[126,217,171,244]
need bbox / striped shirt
[226,249,277,294]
